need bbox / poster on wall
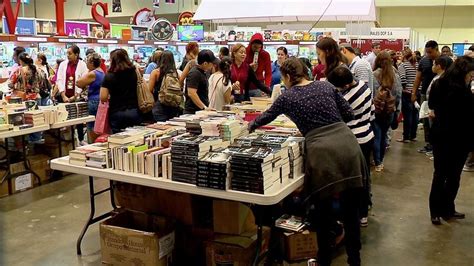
[165,0,176,3]
[3,18,35,35]
[65,22,89,38]
[86,0,93,5]
[111,25,131,38]
[153,0,160,9]
[132,26,148,40]
[133,8,155,28]
[89,24,110,39]
[112,0,122,13]
[36,20,57,35]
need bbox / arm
[334,90,354,122]
[187,88,207,110]
[144,63,156,75]
[100,87,109,103]
[179,60,196,86]
[248,67,270,95]
[148,68,160,94]
[76,71,96,89]
[411,70,422,102]
[398,63,407,89]
[249,95,286,132]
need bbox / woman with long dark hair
[100,49,142,133]
[428,56,474,225]
[249,58,366,266]
[148,50,182,121]
[372,52,402,172]
[208,57,232,111]
[316,37,344,77]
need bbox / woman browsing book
[249,57,368,266]
[208,57,232,111]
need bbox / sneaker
[463,164,474,172]
[360,217,368,227]
[425,151,433,157]
[375,164,384,172]
[410,138,418,142]
[397,138,410,143]
[429,156,434,161]
[418,147,432,153]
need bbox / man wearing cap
[246,33,272,96]
[341,44,374,92]
[184,49,219,114]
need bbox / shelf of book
[50,116,95,129]
[50,156,304,206]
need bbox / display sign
[36,20,57,35]
[133,8,155,28]
[65,22,89,37]
[178,11,194,26]
[339,28,410,40]
[89,23,110,39]
[177,25,204,41]
[3,18,35,35]
[111,24,131,39]
[91,2,111,31]
[452,43,473,56]
[340,38,405,55]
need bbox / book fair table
[50,156,305,264]
[0,125,49,193]
[49,115,96,157]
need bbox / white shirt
[208,72,231,111]
[365,52,377,70]
[56,59,88,94]
[349,56,374,93]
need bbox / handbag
[94,101,111,134]
[135,68,154,113]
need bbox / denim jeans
[109,108,143,133]
[152,101,181,122]
[373,114,393,166]
[87,99,100,130]
[401,93,419,140]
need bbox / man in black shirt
[411,40,440,153]
[184,50,218,114]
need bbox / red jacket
[246,33,272,88]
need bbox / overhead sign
[178,11,194,26]
[3,18,35,35]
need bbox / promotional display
[2,18,35,35]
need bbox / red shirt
[231,62,250,95]
[65,61,78,97]
[312,64,326,81]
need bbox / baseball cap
[197,49,219,65]
[339,43,355,54]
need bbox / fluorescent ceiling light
[128,40,145,45]
[17,37,47,42]
[98,40,118,44]
[59,38,87,43]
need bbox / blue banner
[3,18,36,35]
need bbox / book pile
[69,143,109,166]
[196,150,231,190]
[63,103,78,120]
[275,214,307,232]
[200,119,222,137]
[171,135,224,184]
[76,102,89,118]
[86,150,111,169]
[0,112,12,132]
[288,137,305,179]
[185,120,202,135]
[24,111,45,126]
[228,146,280,194]
[219,120,247,142]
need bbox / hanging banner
[112,0,122,12]
[3,18,35,35]
[65,21,89,37]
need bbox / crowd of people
[4,37,473,266]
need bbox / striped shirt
[398,61,418,93]
[349,56,374,93]
[341,81,375,144]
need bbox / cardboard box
[284,230,318,261]
[205,227,271,266]
[0,180,9,198]
[213,200,255,235]
[100,209,174,266]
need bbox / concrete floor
[0,130,473,266]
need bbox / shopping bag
[94,101,111,134]
[419,101,430,119]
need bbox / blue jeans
[373,114,393,166]
[109,108,143,133]
[152,101,181,122]
[401,93,418,140]
[87,99,100,130]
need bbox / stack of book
[24,111,46,126]
[69,143,109,166]
[275,214,307,232]
[76,102,89,118]
[196,150,231,190]
[288,137,305,179]
[171,135,223,184]
[63,103,78,120]
[185,120,202,135]
[86,150,111,169]
[228,146,280,194]
[200,120,222,137]
[219,120,247,142]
